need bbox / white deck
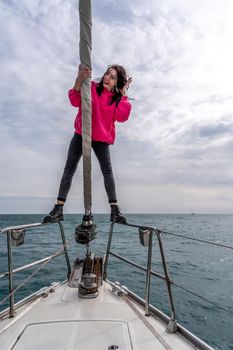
[0,281,196,350]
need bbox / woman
[43,64,132,224]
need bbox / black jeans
[57,133,117,204]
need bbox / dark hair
[96,64,128,106]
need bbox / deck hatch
[12,320,132,350]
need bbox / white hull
[0,280,201,350]
[0,220,216,350]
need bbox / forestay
[79,0,92,215]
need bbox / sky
[1,0,233,214]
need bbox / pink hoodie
[68,81,132,144]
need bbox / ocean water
[0,213,233,350]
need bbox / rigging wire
[171,281,232,315]
[159,229,233,314]
[0,236,75,307]
[160,229,233,250]
[79,0,92,215]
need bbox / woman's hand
[74,64,92,91]
[77,64,92,81]
[119,76,132,96]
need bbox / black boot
[110,205,127,224]
[43,204,64,223]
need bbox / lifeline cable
[0,236,75,307]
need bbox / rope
[79,0,92,214]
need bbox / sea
[0,213,233,350]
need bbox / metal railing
[1,217,231,350]
[0,222,71,318]
[103,221,177,333]
[103,221,233,350]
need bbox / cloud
[1,0,233,213]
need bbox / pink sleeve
[68,88,81,107]
[115,96,132,122]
